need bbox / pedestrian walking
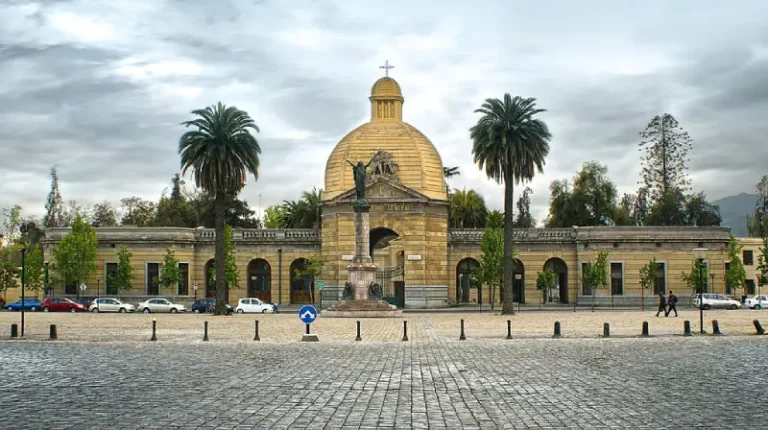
[655,292,667,317]
[665,290,679,317]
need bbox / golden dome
[324,77,446,201]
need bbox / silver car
[89,298,136,313]
[136,298,186,314]
[744,295,768,310]
[693,293,741,310]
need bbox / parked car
[744,295,768,310]
[693,294,742,310]
[136,298,187,314]
[191,299,233,314]
[74,297,95,310]
[41,297,85,313]
[5,298,42,312]
[88,298,136,313]
[235,298,276,314]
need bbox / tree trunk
[214,189,227,316]
[502,169,515,315]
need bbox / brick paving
[1,311,767,429]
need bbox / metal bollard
[641,321,649,337]
[603,323,610,338]
[150,319,157,341]
[754,319,765,335]
[553,321,561,338]
[10,324,18,338]
[459,319,466,340]
[683,320,692,336]
[712,320,722,336]
[355,320,361,341]
[506,320,512,340]
[253,320,260,341]
[49,324,57,340]
[203,321,209,341]
[402,320,408,341]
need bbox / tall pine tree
[638,114,693,202]
[44,167,63,228]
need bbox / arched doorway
[456,258,479,304]
[290,258,314,304]
[513,259,525,304]
[204,258,230,302]
[544,258,568,304]
[370,227,405,308]
[247,259,271,302]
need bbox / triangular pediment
[331,177,429,203]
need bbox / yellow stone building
[33,75,746,308]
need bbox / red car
[41,297,86,313]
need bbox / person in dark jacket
[665,290,679,317]
[655,292,667,317]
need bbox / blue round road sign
[298,305,318,324]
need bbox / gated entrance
[377,266,405,308]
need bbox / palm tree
[179,102,261,315]
[450,188,488,228]
[470,94,551,314]
[281,199,311,228]
[486,209,504,228]
[302,187,323,228]
[444,166,460,196]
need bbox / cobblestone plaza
[1,312,767,429]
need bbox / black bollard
[712,320,722,336]
[603,322,610,338]
[506,320,512,340]
[49,324,57,340]
[253,320,260,341]
[641,321,649,337]
[754,319,765,335]
[10,324,18,339]
[402,320,408,341]
[355,320,361,341]
[203,321,209,341]
[150,319,157,341]
[305,323,310,335]
[553,321,561,338]
[459,319,466,340]
[683,320,692,336]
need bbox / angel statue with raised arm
[346,159,372,202]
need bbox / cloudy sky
[1,0,767,227]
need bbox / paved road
[1,335,766,429]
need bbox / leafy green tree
[486,210,504,228]
[0,261,19,296]
[60,200,91,226]
[50,214,98,297]
[746,175,768,237]
[293,257,323,304]
[187,189,261,228]
[154,174,198,227]
[646,188,687,226]
[158,248,182,293]
[536,268,556,307]
[725,235,746,295]
[301,188,323,229]
[571,161,617,225]
[638,113,693,201]
[471,227,503,309]
[582,251,609,311]
[23,244,44,295]
[450,188,488,229]
[639,258,660,311]
[545,179,578,227]
[613,193,636,226]
[756,238,768,292]
[120,197,156,227]
[1,205,23,241]
[514,187,535,228]
[109,246,134,295]
[91,201,119,227]
[43,167,64,228]
[207,225,240,291]
[684,192,721,226]
[263,204,286,228]
[470,94,551,315]
[682,258,709,296]
[179,102,260,315]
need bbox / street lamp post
[97,278,100,312]
[693,248,707,334]
[710,273,715,295]
[514,273,522,313]
[20,246,26,337]
[193,282,198,301]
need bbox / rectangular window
[147,263,160,295]
[745,279,756,295]
[581,263,590,295]
[65,281,77,295]
[743,250,754,266]
[610,262,623,295]
[653,263,666,295]
[724,262,732,295]
[178,263,189,296]
[105,263,118,295]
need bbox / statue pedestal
[346,262,377,301]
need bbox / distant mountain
[712,193,758,236]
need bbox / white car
[136,298,187,314]
[693,293,742,310]
[235,298,276,314]
[89,298,136,313]
[744,295,768,310]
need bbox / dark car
[191,299,233,314]
[5,298,42,312]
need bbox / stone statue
[346,159,372,202]
[368,282,383,300]
[342,282,354,301]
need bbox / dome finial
[379,60,394,77]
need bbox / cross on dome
[379,60,394,77]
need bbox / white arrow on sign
[301,310,315,320]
